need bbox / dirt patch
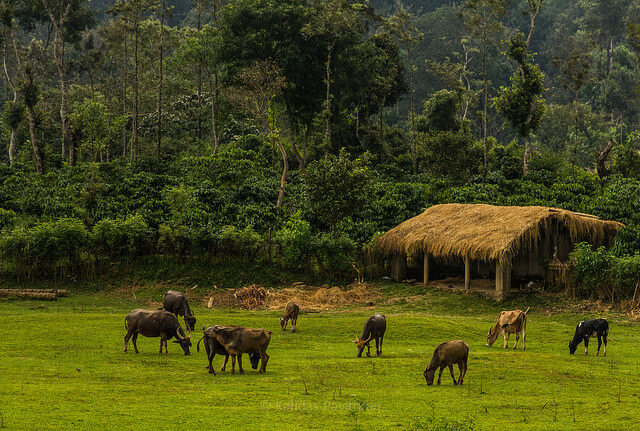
[204,282,380,311]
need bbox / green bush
[276,214,314,270]
[91,214,154,260]
[215,225,264,259]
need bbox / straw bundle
[376,204,623,263]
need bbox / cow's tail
[197,335,206,353]
[523,306,530,315]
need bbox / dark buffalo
[205,325,271,374]
[197,326,260,375]
[162,290,196,331]
[569,318,609,356]
[423,340,469,386]
[280,301,299,333]
[354,314,386,357]
[124,309,192,355]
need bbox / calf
[280,301,299,332]
[354,314,386,357]
[162,290,196,331]
[124,309,192,355]
[197,326,260,375]
[569,318,609,356]
[486,307,529,350]
[205,325,271,374]
[423,340,469,386]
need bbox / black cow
[423,340,469,386]
[569,318,609,356]
[124,309,192,355]
[162,290,196,331]
[197,326,260,375]
[353,314,386,357]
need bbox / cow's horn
[364,334,372,343]
[355,335,359,342]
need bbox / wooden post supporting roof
[391,254,406,282]
[495,259,512,301]
[423,252,429,284]
[464,256,471,290]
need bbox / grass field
[1,285,639,430]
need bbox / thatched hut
[375,204,623,299]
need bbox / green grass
[1,287,639,430]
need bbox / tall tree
[385,1,422,172]
[227,60,288,206]
[303,0,369,155]
[37,0,94,165]
[108,0,156,163]
[0,0,20,166]
[494,34,546,175]
[460,0,507,181]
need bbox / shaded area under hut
[375,204,623,300]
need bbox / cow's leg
[366,343,371,357]
[448,365,457,385]
[221,354,229,372]
[258,351,269,374]
[458,363,467,385]
[208,351,216,375]
[237,354,244,374]
[230,355,236,374]
[603,333,608,356]
[584,338,589,355]
[124,331,133,352]
[596,335,602,356]
[437,366,444,385]
[375,338,381,356]
[512,332,520,350]
[132,333,139,354]
[379,334,384,356]
[291,317,296,333]
[522,327,526,350]
[503,332,509,349]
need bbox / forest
[0,0,640,299]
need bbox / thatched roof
[376,204,623,263]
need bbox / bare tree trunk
[3,35,17,166]
[157,0,165,158]
[523,135,531,176]
[42,0,73,163]
[408,46,416,173]
[596,140,615,179]
[133,22,139,163]
[26,106,43,175]
[323,42,334,156]
[275,136,288,207]
[197,2,202,141]
[211,72,219,155]
[482,44,488,182]
[122,36,128,158]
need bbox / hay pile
[376,203,623,263]
[266,282,379,311]
[234,284,268,309]
[205,282,380,310]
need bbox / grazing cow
[124,309,192,355]
[162,290,196,331]
[197,326,260,375]
[280,302,299,332]
[423,340,469,386]
[205,325,271,374]
[486,307,529,350]
[569,318,609,356]
[354,314,386,357]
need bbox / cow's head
[423,366,436,386]
[486,326,499,347]
[353,334,372,357]
[280,317,287,331]
[249,352,260,370]
[173,328,192,355]
[185,315,197,332]
[568,340,578,354]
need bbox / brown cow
[423,340,469,386]
[280,301,299,332]
[206,325,271,374]
[486,307,529,350]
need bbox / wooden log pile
[0,289,68,300]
